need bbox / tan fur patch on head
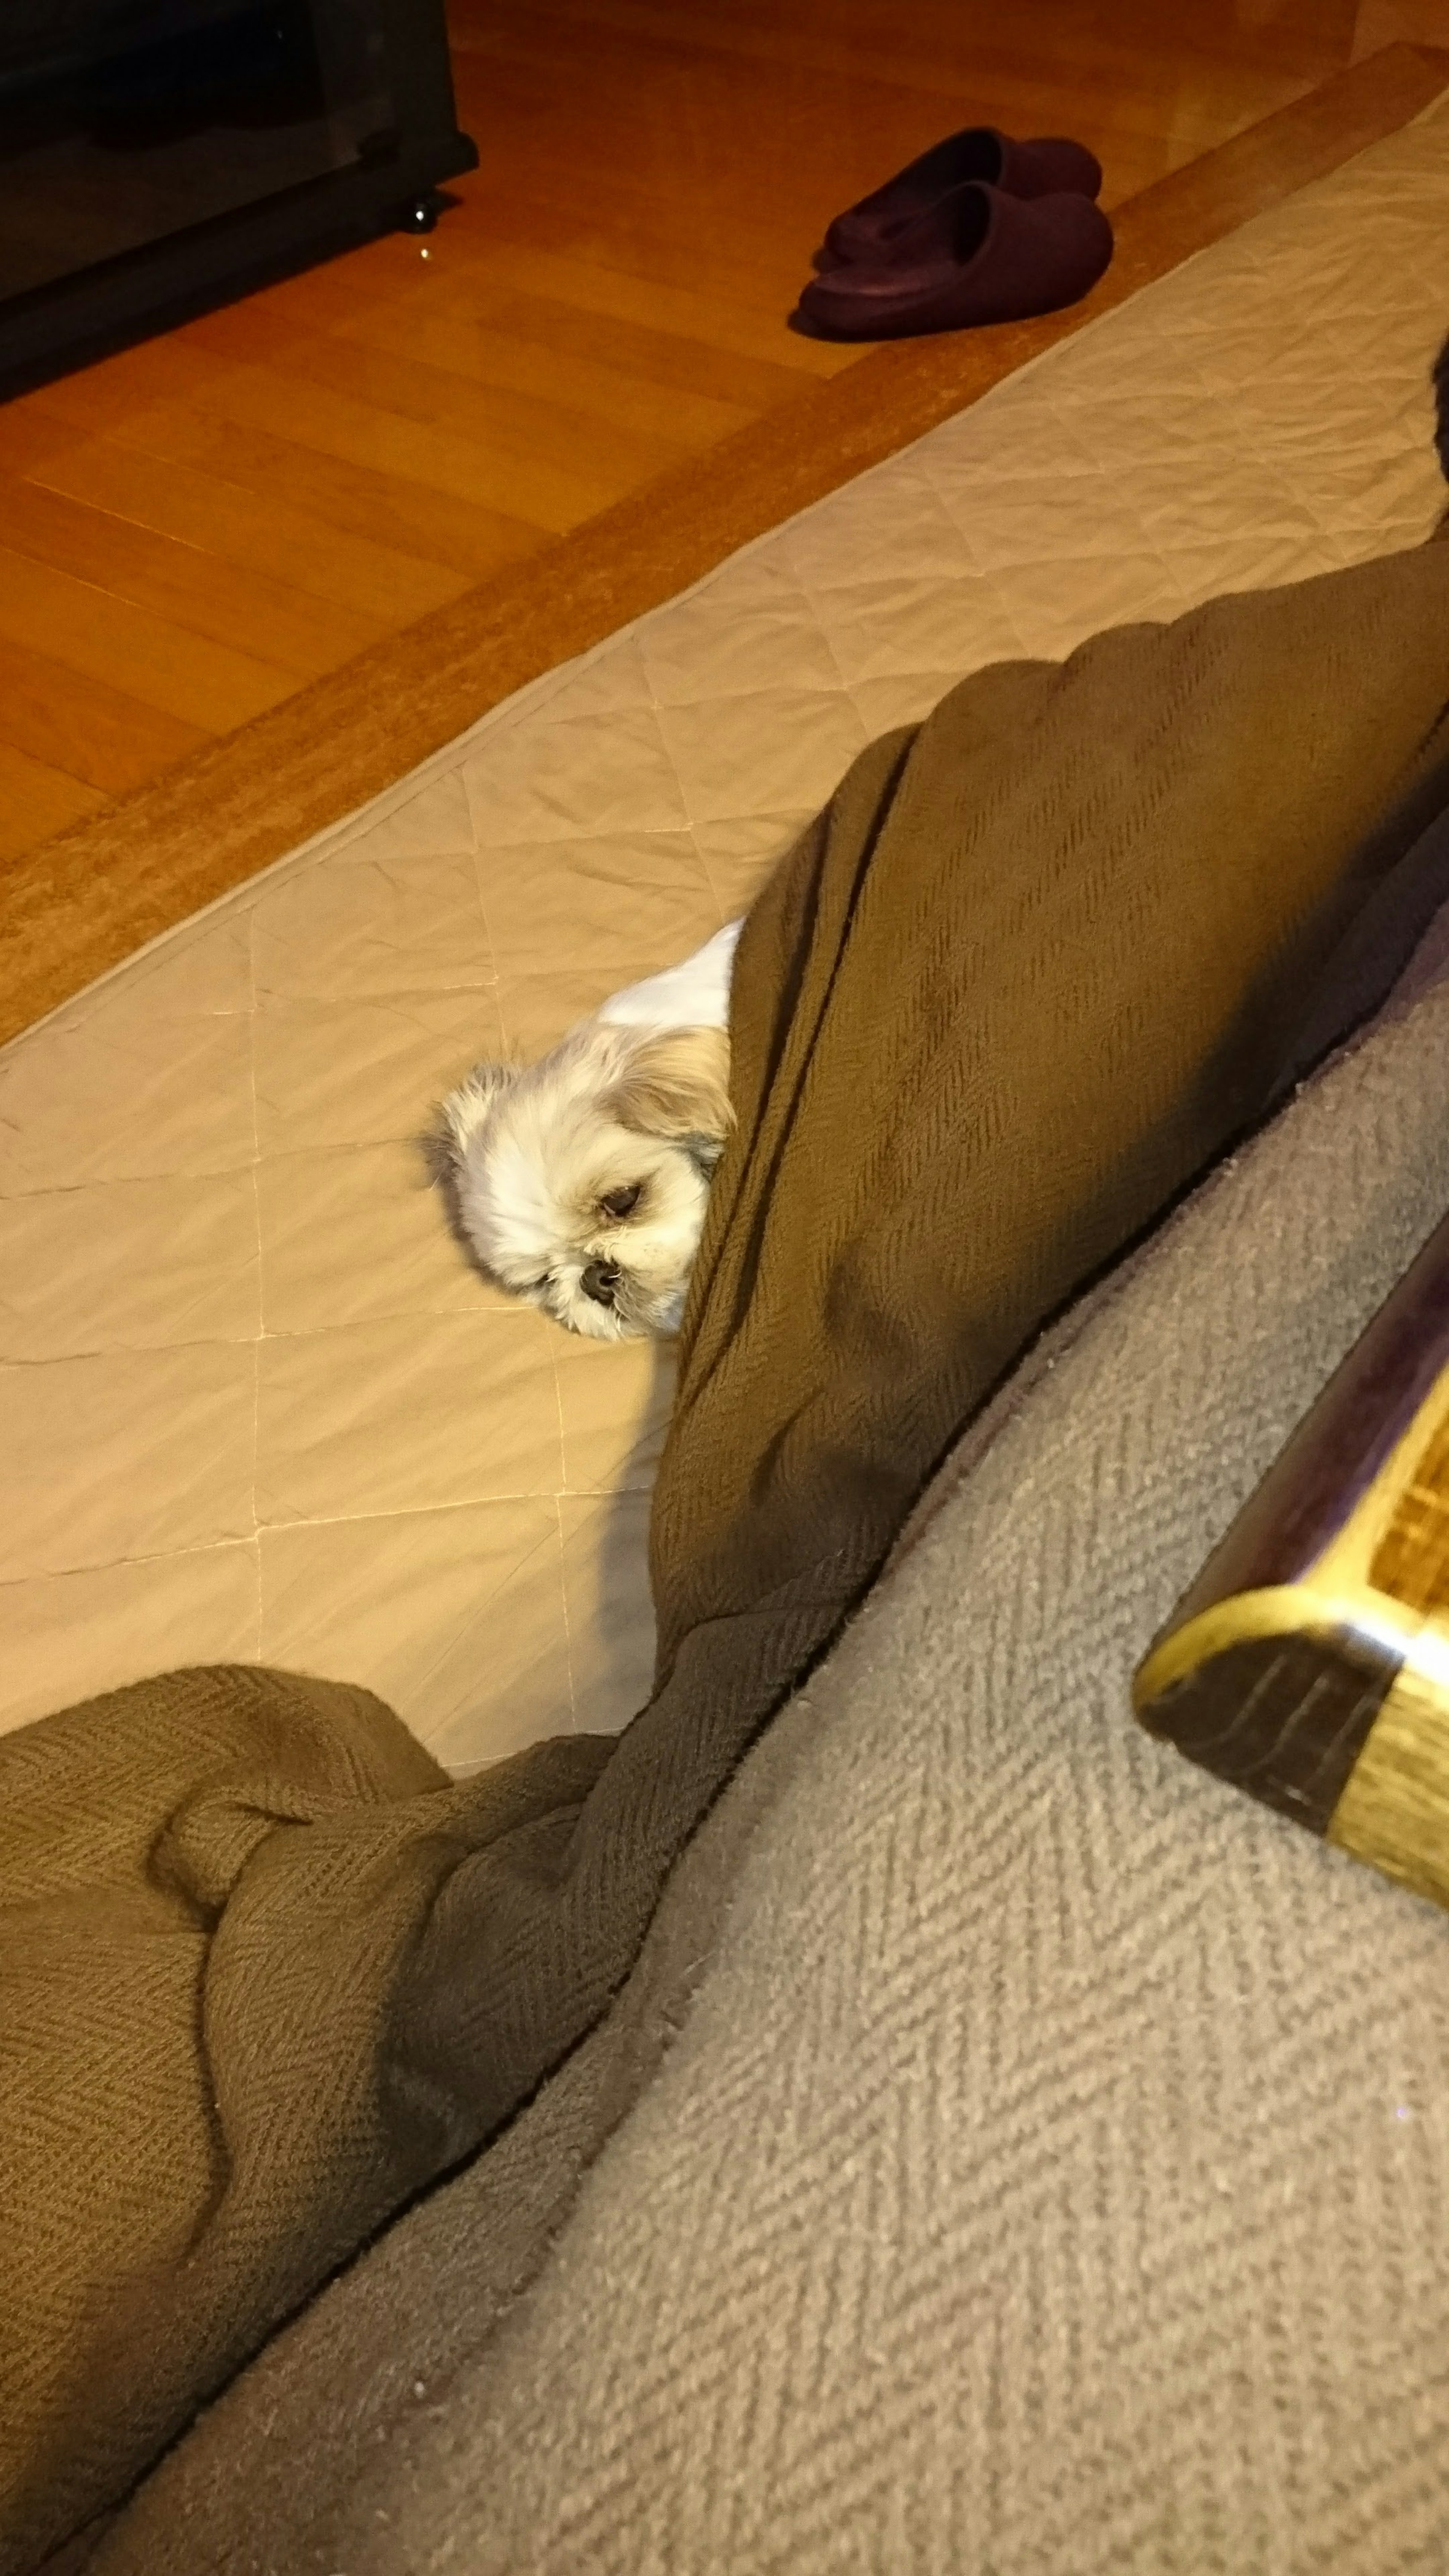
[606,1026,733,1148]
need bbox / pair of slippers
[795,126,1112,341]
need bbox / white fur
[596,921,740,1031]
[438,924,742,1340]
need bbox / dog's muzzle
[580,1260,622,1309]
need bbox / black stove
[0,0,474,388]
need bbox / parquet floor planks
[2,3,1449,1024]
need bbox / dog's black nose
[581,1260,621,1307]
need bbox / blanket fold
[8,539,1449,2572]
[0,1670,612,2576]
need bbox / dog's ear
[432,1061,520,1171]
[608,1026,733,1148]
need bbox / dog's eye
[599,1183,642,1221]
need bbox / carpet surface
[6,84,1449,1781]
[11,534,1449,2572]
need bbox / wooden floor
[2,0,1449,875]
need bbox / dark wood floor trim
[5,42,1446,1046]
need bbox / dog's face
[438,1022,732,1340]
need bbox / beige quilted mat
[5,96,1449,1773]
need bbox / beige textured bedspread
[132,879,1449,2576]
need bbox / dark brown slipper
[814,126,1102,272]
[794,180,1113,343]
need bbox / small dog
[437,921,741,1340]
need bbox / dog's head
[437,1021,733,1339]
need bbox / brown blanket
[8,540,1449,2573]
